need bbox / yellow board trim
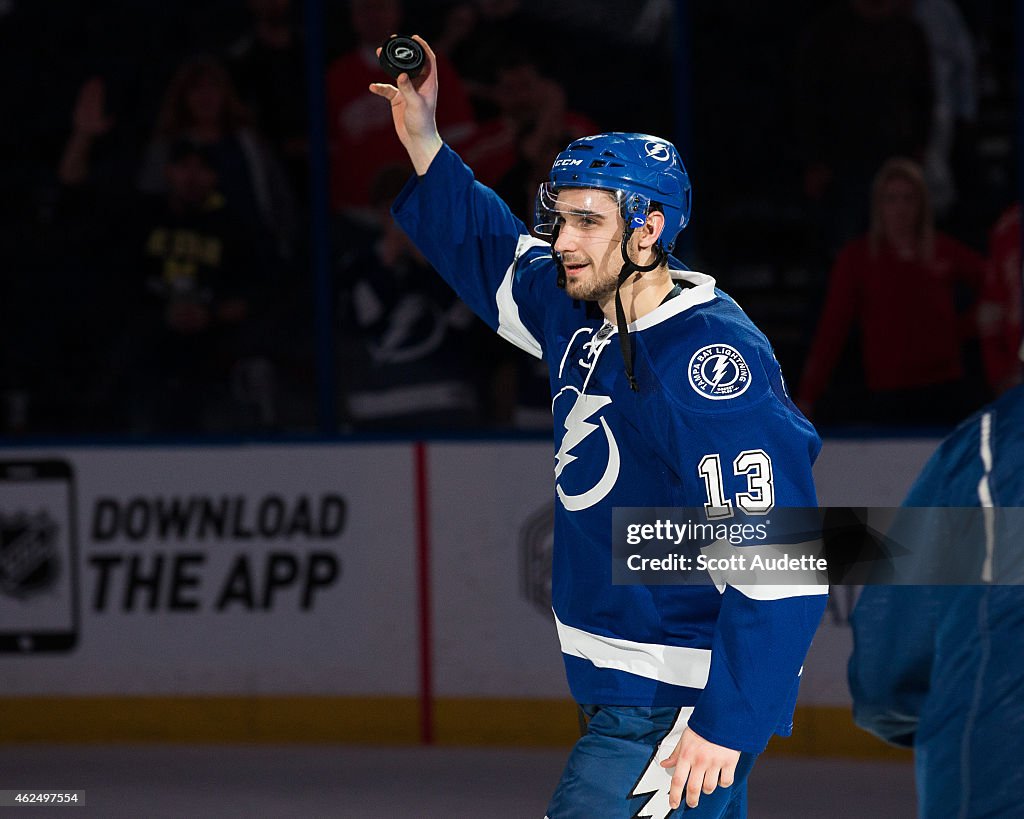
[433,698,580,747]
[0,697,419,745]
[767,705,912,760]
[433,700,911,761]
[0,697,911,760]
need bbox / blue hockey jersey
[849,385,1024,818]
[393,145,828,754]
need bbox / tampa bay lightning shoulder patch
[688,344,751,400]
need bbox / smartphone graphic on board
[0,460,79,652]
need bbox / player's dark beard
[562,258,619,302]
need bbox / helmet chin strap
[550,224,567,289]
[615,227,665,392]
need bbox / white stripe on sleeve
[978,411,995,583]
[495,235,546,359]
[730,582,830,601]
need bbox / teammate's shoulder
[917,386,1024,487]
[985,384,1024,451]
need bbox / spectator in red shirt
[798,157,986,424]
[979,203,1023,395]
[326,0,475,215]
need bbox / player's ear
[637,209,665,249]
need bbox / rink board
[0,437,936,756]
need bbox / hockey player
[370,36,828,817]
[849,380,1024,818]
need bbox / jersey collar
[627,270,717,332]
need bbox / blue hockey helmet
[534,132,692,251]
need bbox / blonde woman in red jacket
[798,158,986,424]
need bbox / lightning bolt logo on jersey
[688,344,751,400]
[552,323,621,512]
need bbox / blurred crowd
[0,0,1020,437]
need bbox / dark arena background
[1,1,1021,816]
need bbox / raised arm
[368,35,443,176]
[368,36,562,362]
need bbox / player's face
[552,189,627,302]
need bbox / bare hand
[659,727,740,810]
[368,35,443,175]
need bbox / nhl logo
[688,344,751,400]
[0,512,61,598]
[518,503,554,616]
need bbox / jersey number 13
[698,450,774,518]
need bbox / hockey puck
[378,35,425,80]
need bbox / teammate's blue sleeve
[848,585,947,747]
[650,322,828,753]
[391,143,560,360]
[848,412,985,747]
